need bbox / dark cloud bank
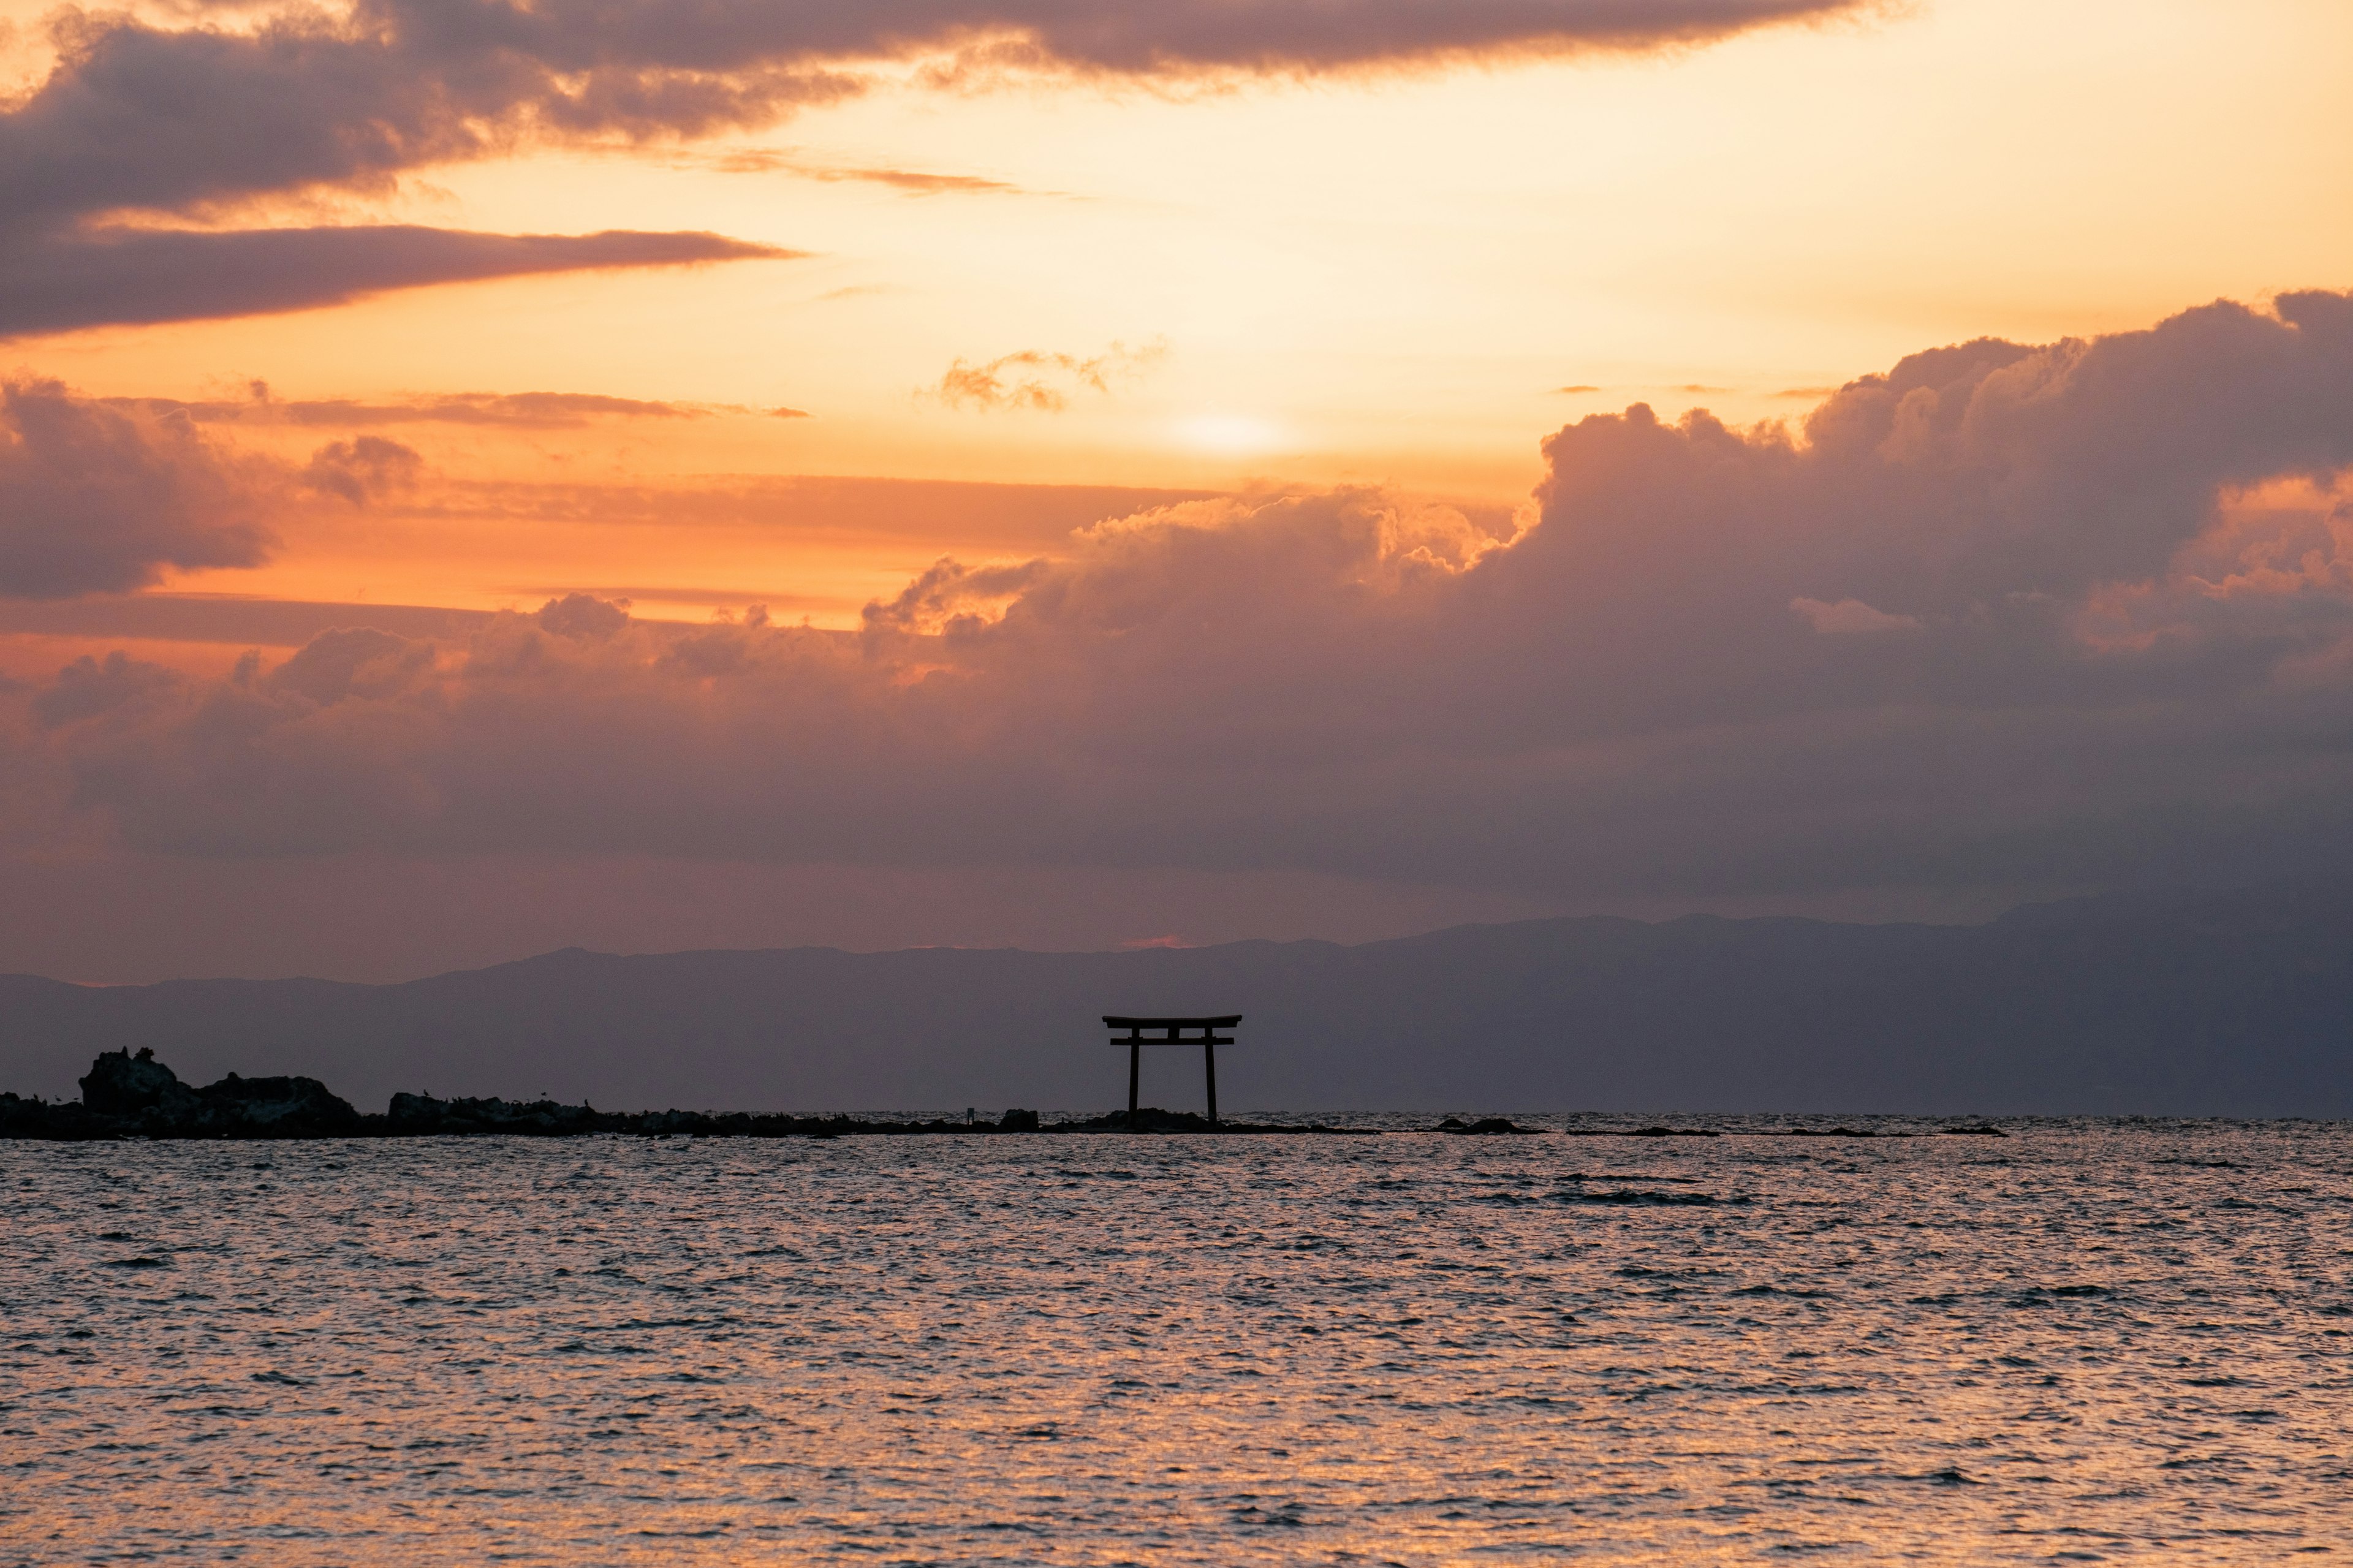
[10,291,2353,918]
[0,0,1859,332]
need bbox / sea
[5,1115,2349,1564]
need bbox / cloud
[17,290,2353,914]
[0,379,274,599]
[113,386,738,429]
[1789,596,1920,634]
[32,651,179,729]
[696,148,1026,194]
[935,342,1166,412]
[301,436,424,506]
[536,592,633,640]
[0,225,792,338]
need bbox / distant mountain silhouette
[4,885,2350,1115]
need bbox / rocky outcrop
[80,1047,207,1121]
[46,1049,363,1137]
[200,1072,363,1134]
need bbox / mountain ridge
[3,887,2348,1116]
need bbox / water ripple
[4,1122,2351,1561]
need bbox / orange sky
[4,0,2348,642]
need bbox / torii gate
[1103,1015,1239,1128]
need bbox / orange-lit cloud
[934,342,1166,412]
[692,148,1029,194]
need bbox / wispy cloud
[695,148,1028,195]
[108,387,765,430]
[934,341,1168,412]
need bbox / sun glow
[1172,414,1287,457]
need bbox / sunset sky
[2,0,2351,980]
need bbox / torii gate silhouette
[1102,1015,1239,1128]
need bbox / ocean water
[5,1118,2351,1564]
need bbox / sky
[1,0,2350,980]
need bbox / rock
[199,1072,361,1135]
[1055,1106,1216,1132]
[57,1051,360,1137]
[388,1091,604,1135]
[1438,1116,1529,1134]
[80,1048,205,1121]
[0,1092,123,1140]
[998,1108,1040,1132]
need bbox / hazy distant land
[4,886,2350,1118]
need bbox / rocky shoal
[0,1048,2006,1140]
[0,1048,1402,1140]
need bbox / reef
[0,1050,1379,1140]
[0,1048,2010,1140]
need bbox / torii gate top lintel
[1102,1014,1240,1042]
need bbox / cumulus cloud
[0,0,1863,329]
[0,379,275,599]
[32,651,180,729]
[18,291,2353,911]
[301,436,424,506]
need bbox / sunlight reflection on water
[6,1119,2351,1563]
